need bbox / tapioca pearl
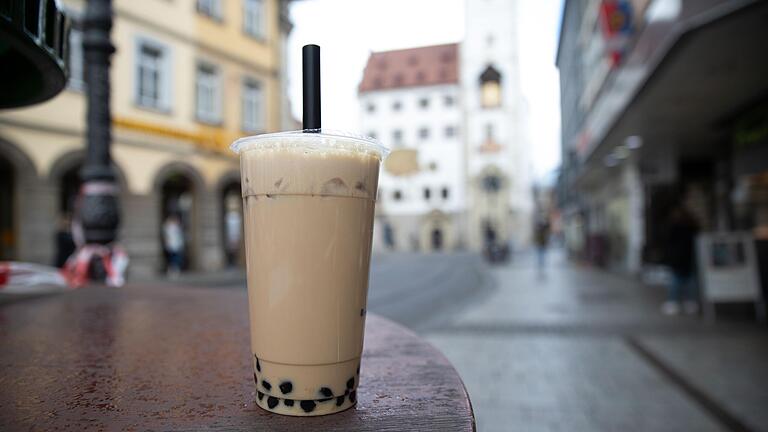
[336,395,345,407]
[257,391,264,401]
[319,387,333,398]
[346,377,355,389]
[267,396,279,409]
[262,379,272,392]
[300,400,316,413]
[349,391,357,403]
[360,308,365,316]
[284,399,294,407]
[279,381,293,394]
[256,357,261,372]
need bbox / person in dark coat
[662,204,700,315]
[54,214,75,268]
[534,216,551,278]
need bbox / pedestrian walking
[661,204,700,315]
[534,216,550,278]
[163,213,185,278]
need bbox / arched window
[479,65,502,108]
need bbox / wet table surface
[0,285,475,431]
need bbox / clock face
[483,175,501,192]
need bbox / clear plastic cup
[231,130,388,416]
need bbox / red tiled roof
[358,43,459,93]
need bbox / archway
[431,228,443,251]
[421,210,451,252]
[220,178,243,268]
[0,139,38,262]
[59,164,82,216]
[483,219,498,247]
[0,154,14,260]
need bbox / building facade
[359,0,533,254]
[0,0,291,278]
[359,44,466,252]
[557,0,768,275]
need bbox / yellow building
[0,0,292,277]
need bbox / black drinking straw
[302,44,321,131]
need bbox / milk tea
[234,132,385,416]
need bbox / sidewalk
[425,250,768,432]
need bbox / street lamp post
[80,0,119,278]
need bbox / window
[197,0,222,20]
[419,97,429,108]
[196,63,221,123]
[243,0,265,38]
[442,187,449,199]
[423,187,431,200]
[481,81,501,108]
[428,161,438,171]
[445,126,456,137]
[480,65,502,108]
[135,38,171,110]
[242,79,264,132]
[68,26,84,90]
[483,175,501,193]
[393,190,403,201]
[419,127,429,139]
[366,103,376,113]
[444,95,454,106]
[392,100,402,111]
[392,129,403,145]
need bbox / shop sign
[599,0,633,67]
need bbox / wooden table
[0,285,475,431]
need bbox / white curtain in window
[196,65,221,122]
[138,46,162,108]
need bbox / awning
[577,1,768,188]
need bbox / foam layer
[231,129,388,159]
[240,146,380,199]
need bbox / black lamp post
[80,0,119,274]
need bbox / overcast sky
[287,0,563,180]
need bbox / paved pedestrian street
[365,251,768,432]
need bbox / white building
[359,0,533,253]
[359,44,466,252]
[462,0,533,250]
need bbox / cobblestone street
[366,251,768,432]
